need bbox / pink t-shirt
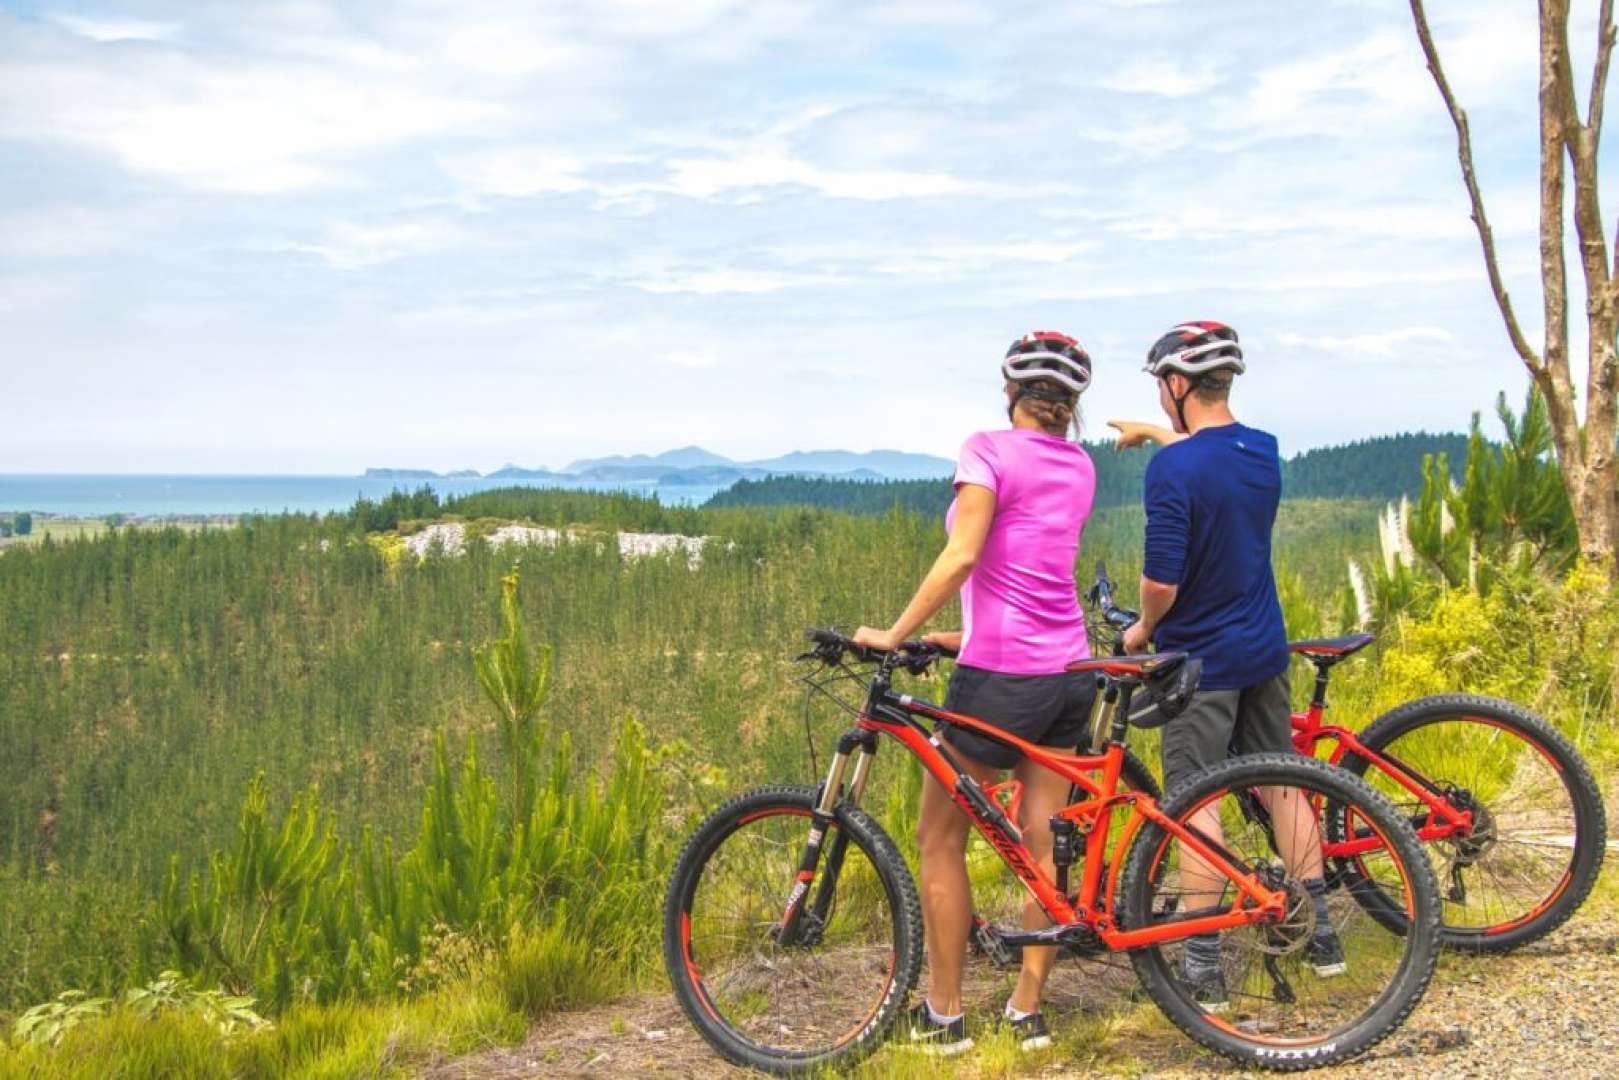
[945,428,1095,675]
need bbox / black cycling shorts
[941,664,1097,770]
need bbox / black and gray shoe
[1308,928,1348,977]
[1006,1010,1052,1051]
[1180,959,1230,1014]
[907,1002,973,1056]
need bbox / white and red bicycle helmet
[1002,331,1092,396]
[1143,321,1245,378]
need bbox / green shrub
[497,918,615,1017]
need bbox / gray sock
[1184,932,1221,970]
[1303,877,1333,936]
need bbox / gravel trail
[427,896,1617,1080]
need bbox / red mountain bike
[1083,563,1608,954]
[663,630,1441,1073]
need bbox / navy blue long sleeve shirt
[1142,422,1289,690]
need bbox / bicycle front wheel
[662,785,922,1075]
[1335,694,1607,952]
[1119,754,1440,1071]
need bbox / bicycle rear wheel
[1119,754,1440,1071]
[662,785,921,1075]
[1334,694,1607,952]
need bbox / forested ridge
[705,432,1471,515]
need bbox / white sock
[1005,1002,1033,1022]
[926,1001,963,1026]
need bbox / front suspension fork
[778,734,876,945]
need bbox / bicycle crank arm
[999,924,1102,949]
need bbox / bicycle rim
[674,801,905,1061]
[1124,756,1436,1063]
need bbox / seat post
[1310,660,1333,710]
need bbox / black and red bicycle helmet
[1003,331,1092,396]
[1143,321,1245,378]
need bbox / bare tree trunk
[1410,0,1619,565]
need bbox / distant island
[364,446,956,486]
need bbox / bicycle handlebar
[1087,561,1141,635]
[799,628,954,673]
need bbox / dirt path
[427,897,1617,1080]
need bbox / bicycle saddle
[1066,652,1203,728]
[1290,634,1376,664]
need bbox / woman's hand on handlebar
[852,625,902,653]
[920,630,961,653]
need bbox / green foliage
[1284,432,1471,500]
[475,569,553,822]
[0,978,525,1080]
[122,971,268,1037]
[1355,388,1578,626]
[496,918,615,1017]
[708,476,955,516]
[12,990,110,1047]
[12,514,31,538]
[149,570,664,1012]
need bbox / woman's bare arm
[853,484,994,651]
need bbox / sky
[1,0,1613,473]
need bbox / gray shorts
[1160,670,1294,794]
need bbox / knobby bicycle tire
[1333,693,1607,953]
[1118,753,1442,1071]
[662,784,922,1075]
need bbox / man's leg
[1161,689,1241,1008]
[1235,672,1343,974]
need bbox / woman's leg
[1006,757,1075,1014]
[916,750,1002,1017]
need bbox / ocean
[0,475,729,517]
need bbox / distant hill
[742,449,954,479]
[703,432,1467,515]
[564,445,731,473]
[485,465,572,481]
[363,468,444,480]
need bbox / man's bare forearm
[1138,577,1179,638]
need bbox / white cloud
[630,268,840,295]
[1276,326,1458,362]
[287,220,473,269]
[1100,59,1223,98]
[48,15,179,43]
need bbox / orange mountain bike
[1083,563,1608,954]
[663,630,1441,1074]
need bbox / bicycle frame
[1291,666,1474,856]
[781,665,1289,953]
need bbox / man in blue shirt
[1119,321,1344,1012]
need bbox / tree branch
[1590,0,1614,141]
[1555,0,1614,305]
[1409,0,1544,371]
[1537,3,1579,474]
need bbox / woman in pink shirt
[854,331,1097,1055]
